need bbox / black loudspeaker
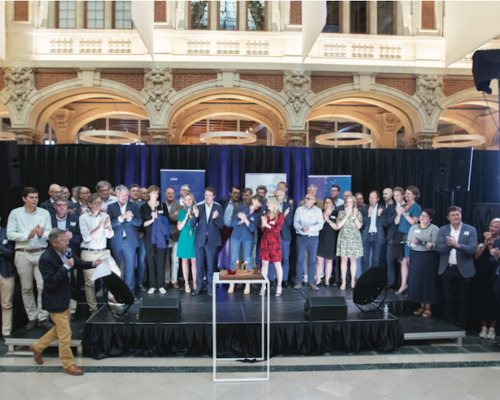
[435,148,473,192]
[140,297,181,322]
[0,141,21,188]
[304,296,347,321]
[352,267,388,306]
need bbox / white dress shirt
[7,206,52,249]
[100,195,118,212]
[205,202,213,222]
[293,205,323,237]
[80,212,114,249]
[448,223,462,265]
[368,205,378,233]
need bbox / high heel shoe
[260,286,266,296]
[228,283,235,294]
[243,283,250,295]
[193,283,197,291]
[351,280,356,289]
[395,287,407,295]
[184,284,191,293]
[275,284,282,297]
[340,282,346,290]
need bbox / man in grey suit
[437,206,477,329]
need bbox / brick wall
[421,1,435,30]
[34,72,78,90]
[14,1,29,22]
[100,73,145,92]
[172,73,217,92]
[239,74,284,92]
[0,72,5,91]
[443,79,475,97]
[311,76,354,94]
[154,1,167,23]
[290,1,302,25]
[376,77,416,96]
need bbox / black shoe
[270,281,276,289]
[207,290,213,296]
[2,334,11,342]
[39,319,55,330]
[282,281,289,288]
[139,285,147,292]
[71,314,77,322]
[332,281,340,287]
[25,320,37,331]
[191,288,202,296]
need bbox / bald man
[40,184,63,215]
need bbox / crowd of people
[1,179,500,372]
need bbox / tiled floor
[2,336,500,400]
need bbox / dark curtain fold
[1,145,498,229]
[82,319,404,359]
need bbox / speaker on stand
[435,147,473,205]
[0,141,22,188]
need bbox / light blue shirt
[369,205,378,233]
[56,215,68,231]
[224,202,236,227]
[293,205,323,237]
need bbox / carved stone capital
[405,136,418,149]
[10,128,40,145]
[144,68,173,112]
[283,129,307,147]
[416,74,444,116]
[415,132,438,149]
[4,67,35,115]
[283,70,312,113]
[148,129,174,145]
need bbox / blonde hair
[184,193,196,207]
[345,195,357,210]
[266,196,281,216]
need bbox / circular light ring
[0,131,16,141]
[433,134,485,148]
[315,132,372,146]
[199,131,257,145]
[79,130,138,145]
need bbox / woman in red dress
[260,196,285,296]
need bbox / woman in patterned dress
[336,195,363,290]
[260,196,285,296]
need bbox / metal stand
[212,272,270,382]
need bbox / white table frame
[212,272,270,382]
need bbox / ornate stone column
[283,129,307,147]
[10,128,41,145]
[416,132,438,149]
[406,136,418,149]
[148,129,174,145]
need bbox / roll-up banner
[160,169,206,202]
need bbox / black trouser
[494,276,500,317]
[440,265,471,329]
[144,241,166,290]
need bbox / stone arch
[307,84,425,137]
[167,82,290,145]
[10,78,152,137]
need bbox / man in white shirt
[330,185,344,208]
[293,194,323,291]
[7,187,53,330]
[95,180,117,212]
[361,191,385,274]
[79,193,121,316]
[77,186,91,215]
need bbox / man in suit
[361,191,386,274]
[268,188,294,287]
[51,198,83,321]
[129,184,147,291]
[0,217,16,340]
[39,183,62,215]
[299,185,323,209]
[107,185,142,291]
[190,187,224,296]
[381,187,401,288]
[437,206,477,329]
[29,228,100,375]
[241,188,253,206]
[278,181,296,211]
[218,186,242,270]
[162,187,183,288]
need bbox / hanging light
[433,134,485,148]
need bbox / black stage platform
[82,285,407,359]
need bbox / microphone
[65,248,73,260]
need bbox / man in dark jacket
[0,218,16,340]
[29,228,100,375]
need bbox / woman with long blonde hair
[177,193,197,293]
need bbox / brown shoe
[172,283,179,289]
[63,364,84,376]
[29,344,43,365]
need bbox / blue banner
[308,175,352,200]
[160,169,206,202]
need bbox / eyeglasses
[91,201,103,205]
[80,191,90,195]
[54,203,67,207]
[305,197,314,201]
[98,188,110,192]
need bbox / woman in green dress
[177,193,197,293]
[336,195,363,290]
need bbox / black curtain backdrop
[1,145,499,228]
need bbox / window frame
[323,1,343,33]
[188,1,211,30]
[350,1,370,35]
[217,0,239,31]
[112,1,133,30]
[55,1,76,29]
[376,1,396,36]
[246,1,268,32]
[84,1,105,29]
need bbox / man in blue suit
[190,187,224,296]
[29,228,98,375]
[361,191,386,274]
[107,185,142,291]
[267,188,294,287]
[437,206,477,329]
